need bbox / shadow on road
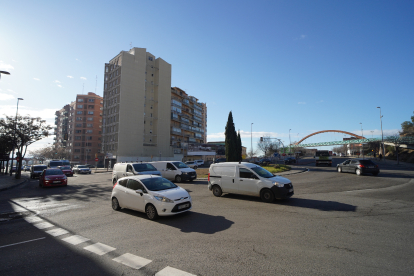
[278,198,357,212]
[120,209,234,234]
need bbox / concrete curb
[0,177,28,192]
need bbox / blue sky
[1,0,413,155]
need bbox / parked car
[213,158,226,163]
[111,175,192,220]
[112,162,161,184]
[195,160,204,167]
[30,165,47,179]
[284,157,296,164]
[208,162,294,202]
[337,159,379,176]
[24,165,32,172]
[256,159,271,166]
[73,165,92,174]
[39,168,67,188]
[185,161,198,169]
[58,165,74,177]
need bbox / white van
[149,161,197,183]
[112,162,161,184]
[208,162,294,202]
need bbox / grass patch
[263,164,291,174]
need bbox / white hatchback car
[111,175,192,220]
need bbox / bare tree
[257,136,280,157]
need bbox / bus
[45,159,71,169]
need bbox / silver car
[73,165,91,174]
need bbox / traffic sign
[16,157,20,162]
[95,158,99,162]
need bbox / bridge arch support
[295,130,365,145]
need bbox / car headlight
[182,172,188,175]
[188,192,192,200]
[273,182,285,188]
[45,177,51,181]
[154,196,174,203]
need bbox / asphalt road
[1,158,413,276]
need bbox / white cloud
[0,61,14,70]
[57,84,63,88]
[7,89,16,94]
[67,75,74,78]
[33,78,40,81]
[54,80,61,83]
[80,77,87,80]
[0,93,14,100]
[298,102,306,104]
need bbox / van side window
[127,165,133,172]
[239,168,256,179]
[118,179,128,187]
[167,163,176,170]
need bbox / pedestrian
[379,153,383,161]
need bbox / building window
[76,117,82,121]
[77,111,83,114]
[76,123,82,127]
[74,149,81,153]
[86,130,93,133]
[148,56,153,61]
[76,130,82,133]
[75,136,81,140]
[77,105,83,108]
[78,99,84,102]
[87,117,93,121]
[88,111,94,115]
[87,124,93,127]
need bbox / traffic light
[260,137,263,142]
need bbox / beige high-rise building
[102,47,175,163]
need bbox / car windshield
[172,162,189,169]
[77,165,88,168]
[133,163,157,172]
[141,177,178,191]
[60,166,71,170]
[45,169,64,176]
[34,166,47,171]
[316,151,330,157]
[251,166,274,178]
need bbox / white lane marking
[112,253,152,269]
[45,228,69,237]
[33,222,54,229]
[84,242,116,256]
[0,237,46,249]
[155,266,197,276]
[62,235,90,245]
[24,216,43,223]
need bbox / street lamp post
[251,123,253,158]
[0,70,11,80]
[377,107,384,155]
[10,98,24,176]
[289,129,291,155]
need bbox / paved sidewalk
[0,174,29,192]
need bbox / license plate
[53,181,61,184]
[369,166,374,168]
[288,189,293,192]
[178,204,189,210]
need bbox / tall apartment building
[55,92,103,165]
[170,87,207,159]
[102,47,174,163]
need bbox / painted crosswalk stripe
[33,222,54,229]
[24,216,43,223]
[155,266,196,276]
[84,242,116,256]
[112,253,152,269]
[45,228,69,237]
[62,235,90,245]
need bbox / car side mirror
[135,189,144,196]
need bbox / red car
[39,169,68,188]
[58,165,74,177]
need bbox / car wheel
[337,167,342,173]
[194,166,197,169]
[260,189,275,203]
[145,204,158,220]
[356,168,362,176]
[175,175,182,183]
[113,178,117,185]
[89,172,91,174]
[112,197,121,211]
[212,185,222,197]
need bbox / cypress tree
[237,130,242,161]
[225,111,238,161]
